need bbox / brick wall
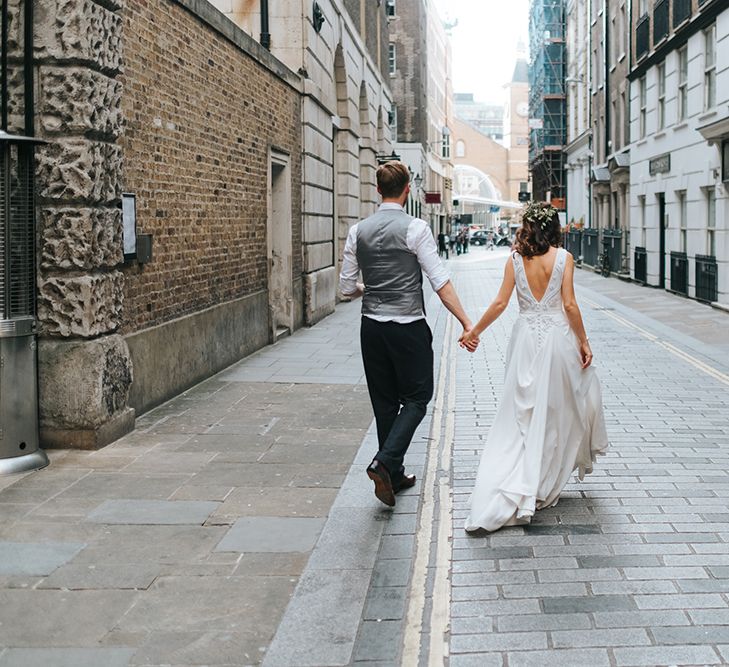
[120,0,302,334]
[390,0,427,143]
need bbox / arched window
[456,140,466,158]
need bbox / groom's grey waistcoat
[356,207,425,319]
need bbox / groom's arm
[408,221,478,350]
[436,282,477,350]
[339,225,363,299]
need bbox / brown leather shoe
[394,474,416,494]
[366,460,396,507]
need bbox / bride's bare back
[521,247,559,302]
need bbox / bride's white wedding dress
[465,248,609,532]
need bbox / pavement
[0,247,727,666]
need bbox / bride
[460,202,609,533]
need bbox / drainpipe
[1,0,7,130]
[260,0,271,50]
[24,0,34,136]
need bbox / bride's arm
[460,259,515,347]
[561,253,593,368]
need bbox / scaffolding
[528,0,567,208]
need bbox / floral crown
[523,201,557,230]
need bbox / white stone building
[565,0,591,228]
[629,1,727,307]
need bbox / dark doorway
[658,193,666,289]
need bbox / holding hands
[459,327,480,352]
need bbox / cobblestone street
[0,247,727,666]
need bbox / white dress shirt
[339,203,450,323]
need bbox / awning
[591,165,611,182]
[608,150,630,171]
[453,194,524,210]
[697,113,729,145]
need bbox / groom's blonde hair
[377,161,410,199]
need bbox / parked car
[470,230,489,246]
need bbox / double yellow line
[582,297,729,387]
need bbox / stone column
[32,0,134,448]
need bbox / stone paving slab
[214,516,326,553]
[0,541,85,576]
[87,500,220,525]
[0,648,136,667]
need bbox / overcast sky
[433,0,530,105]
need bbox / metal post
[260,0,271,50]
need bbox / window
[677,191,687,253]
[657,63,666,130]
[386,0,396,17]
[388,43,396,76]
[622,90,629,146]
[610,16,616,67]
[704,25,716,110]
[678,46,688,122]
[639,76,647,139]
[707,188,716,256]
[442,127,451,159]
[455,140,465,158]
[639,195,646,247]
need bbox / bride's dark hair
[513,202,562,258]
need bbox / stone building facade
[628,0,727,306]
[565,0,591,227]
[389,0,453,234]
[212,0,394,307]
[22,0,306,447]
[590,0,632,273]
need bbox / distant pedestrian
[338,161,478,507]
[437,232,447,258]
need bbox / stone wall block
[36,139,122,203]
[6,65,27,134]
[38,270,124,337]
[38,334,132,429]
[38,67,123,138]
[35,0,122,73]
[40,207,123,270]
[6,0,24,57]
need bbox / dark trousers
[360,317,434,484]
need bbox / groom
[339,161,477,507]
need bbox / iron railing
[695,254,718,303]
[603,229,623,274]
[669,251,688,296]
[565,230,582,260]
[654,0,669,43]
[634,247,647,284]
[582,228,599,267]
[636,16,650,60]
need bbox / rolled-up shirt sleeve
[408,219,449,291]
[339,224,360,295]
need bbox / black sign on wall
[649,153,671,176]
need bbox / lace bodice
[512,248,567,314]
